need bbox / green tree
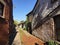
[14,20,19,26]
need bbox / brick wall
[0,0,14,45]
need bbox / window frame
[0,2,4,18]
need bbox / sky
[13,0,37,21]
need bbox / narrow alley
[0,0,60,45]
[12,28,44,45]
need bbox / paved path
[12,30,21,45]
[20,30,44,45]
[12,28,44,45]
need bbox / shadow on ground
[9,24,17,45]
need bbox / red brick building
[0,0,15,45]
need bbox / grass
[18,28,44,45]
[18,28,24,40]
[47,40,59,45]
[18,28,25,45]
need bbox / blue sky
[13,0,37,21]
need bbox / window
[51,0,57,3]
[0,2,4,16]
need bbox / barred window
[0,2,4,16]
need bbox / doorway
[53,15,60,41]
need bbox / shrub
[45,40,59,45]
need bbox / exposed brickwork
[0,0,14,45]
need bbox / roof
[26,11,33,16]
[26,0,39,16]
[32,0,39,12]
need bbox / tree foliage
[14,20,19,26]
